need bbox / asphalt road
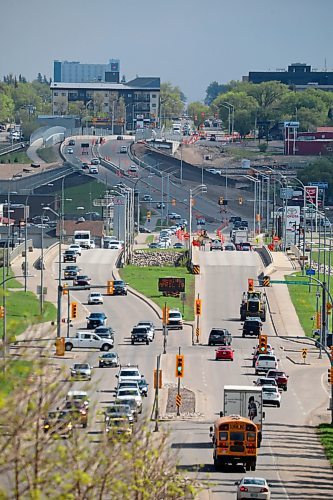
[161,248,333,499]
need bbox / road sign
[158,277,185,293]
[302,348,307,360]
[183,232,190,240]
[311,182,328,189]
[271,280,310,285]
[306,268,316,276]
[176,394,182,407]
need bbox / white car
[117,365,142,383]
[262,385,281,407]
[167,309,183,330]
[136,321,155,341]
[67,147,74,154]
[116,387,142,413]
[107,240,123,250]
[91,158,100,165]
[157,241,170,249]
[89,166,98,174]
[235,477,271,500]
[70,363,92,380]
[68,244,82,256]
[88,292,104,305]
[89,240,96,249]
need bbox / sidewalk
[265,251,305,337]
[26,138,47,164]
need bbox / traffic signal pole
[67,292,70,337]
[177,347,181,417]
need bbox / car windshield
[102,353,116,358]
[120,370,139,377]
[90,313,104,318]
[118,389,138,396]
[169,312,181,318]
[263,387,277,393]
[73,364,89,370]
[243,479,265,486]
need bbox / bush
[258,143,268,152]
[14,157,18,163]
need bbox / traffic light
[328,368,333,385]
[195,299,202,316]
[107,280,114,295]
[330,346,333,362]
[63,283,69,295]
[219,196,224,206]
[175,355,184,378]
[162,306,169,325]
[259,334,268,353]
[147,211,151,222]
[238,196,243,205]
[0,306,4,318]
[71,302,78,319]
[248,279,254,292]
[172,199,176,206]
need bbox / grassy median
[285,272,331,337]
[119,265,195,321]
[318,424,333,466]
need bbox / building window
[104,103,108,107]
[128,94,132,97]
[54,92,58,96]
[152,103,156,108]
[105,94,108,97]
[61,92,66,96]
[152,94,156,98]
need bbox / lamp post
[224,102,235,137]
[244,175,260,235]
[189,184,207,261]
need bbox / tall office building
[53,59,120,83]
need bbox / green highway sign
[271,280,310,285]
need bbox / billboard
[305,186,318,207]
[285,206,300,231]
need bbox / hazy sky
[1,0,332,102]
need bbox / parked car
[215,346,234,361]
[208,328,232,346]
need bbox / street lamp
[189,184,207,261]
[244,175,260,235]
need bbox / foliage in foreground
[0,356,198,499]
[318,424,333,466]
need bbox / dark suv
[131,326,150,345]
[242,318,262,337]
[208,328,232,346]
[113,280,128,296]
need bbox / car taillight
[260,487,268,493]
[239,486,248,492]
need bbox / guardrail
[9,239,33,263]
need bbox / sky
[1,0,333,102]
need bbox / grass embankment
[0,267,57,340]
[61,181,106,215]
[37,146,58,163]
[0,151,31,163]
[119,265,195,321]
[318,424,333,466]
[285,272,328,337]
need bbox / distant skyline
[1,0,332,102]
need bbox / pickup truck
[64,332,114,352]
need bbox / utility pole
[154,354,161,432]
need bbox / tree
[298,158,333,200]
[0,351,199,499]
[187,102,210,127]
[0,93,14,122]
[92,92,105,115]
[211,91,258,134]
[204,81,228,106]
[160,82,184,121]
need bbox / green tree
[204,81,229,105]
[187,102,210,127]
[0,93,14,122]
[160,82,184,121]
[211,91,258,134]
[298,158,333,200]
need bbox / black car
[63,250,77,262]
[208,328,232,346]
[242,318,263,337]
[64,265,80,279]
[113,280,128,296]
[68,139,75,146]
[74,275,91,288]
[139,226,151,233]
[86,312,107,329]
[131,326,150,345]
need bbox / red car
[266,369,289,391]
[215,347,234,361]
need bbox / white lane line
[321,372,330,397]
[267,438,290,500]
[290,387,307,416]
